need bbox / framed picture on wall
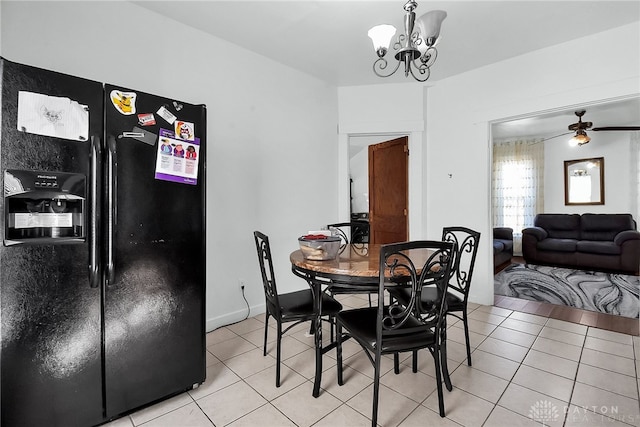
[564,157,604,205]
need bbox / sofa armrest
[523,226,547,241]
[493,227,513,241]
[614,230,640,246]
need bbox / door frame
[338,126,425,240]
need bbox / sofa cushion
[576,240,622,255]
[499,239,513,253]
[537,238,577,252]
[493,227,513,240]
[534,214,581,239]
[581,213,636,241]
[493,240,505,254]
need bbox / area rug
[494,264,640,319]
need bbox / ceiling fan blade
[542,131,573,142]
[592,126,640,131]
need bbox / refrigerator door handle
[89,135,101,288]
[106,135,116,286]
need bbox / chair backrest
[253,231,281,317]
[378,240,455,338]
[327,221,370,246]
[441,227,481,298]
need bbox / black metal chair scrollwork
[328,221,370,249]
[253,231,342,387]
[327,221,373,307]
[390,226,480,368]
[335,240,455,425]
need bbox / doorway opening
[349,134,409,244]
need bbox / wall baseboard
[206,303,266,332]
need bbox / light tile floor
[105,294,640,427]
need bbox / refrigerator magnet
[110,90,137,115]
[119,127,157,145]
[137,113,156,126]
[174,120,195,141]
[156,105,177,125]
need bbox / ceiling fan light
[368,24,397,57]
[416,10,447,46]
[569,130,591,146]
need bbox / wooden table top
[290,244,382,279]
[290,244,437,284]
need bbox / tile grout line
[479,308,548,426]
[123,302,638,427]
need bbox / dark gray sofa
[493,227,513,269]
[522,213,640,275]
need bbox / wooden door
[368,137,408,244]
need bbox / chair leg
[440,325,453,392]
[371,353,381,427]
[412,350,418,373]
[393,353,400,374]
[433,346,446,417]
[276,321,282,387]
[462,310,472,366]
[309,317,315,335]
[330,315,335,343]
[336,322,344,386]
[263,312,269,356]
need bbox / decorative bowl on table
[298,235,341,260]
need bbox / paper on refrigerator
[17,91,89,142]
[154,128,200,185]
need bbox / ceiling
[492,97,640,140]
[134,0,639,87]
[133,1,640,137]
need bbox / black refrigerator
[0,58,206,426]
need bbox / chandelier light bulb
[368,25,397,58]
[416,10,447,47]
[569,130,591,146]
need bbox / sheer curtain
[492,139,544,255]
[631,132,640,224]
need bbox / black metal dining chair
[335,240,455,425]
[326,221,374,307]
[253,231,342,387]
[390,227,481,368]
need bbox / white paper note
[17,91,89,142]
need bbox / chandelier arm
[373,57,403,78]
[408,61,431,82]
[420,46,438,67]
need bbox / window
[493,140,544,254]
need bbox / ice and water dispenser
[4,169,86,245]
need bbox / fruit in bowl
[298,235,341,260]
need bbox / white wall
[338,84,427,238]
[339,22,640,305]
[1,1,339,330]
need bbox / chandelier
[367,1,447,82]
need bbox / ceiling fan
[543,109,640,145]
